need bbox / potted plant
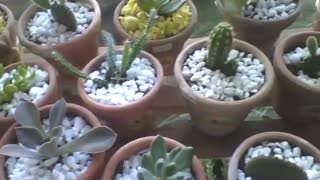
[113,0,198,75]
[0,58,58,137]
[215,0,303,57]
[174,22,275,136]
[228,132,320,180]
[273,31,320,123]
[0,99,117,179]
[17,0,101,80]
[102,135,206,179]
[53,12,164,138]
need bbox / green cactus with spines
[296,36,320,78]
[207,22,237,76]
[31,0,77,31]
[245,156,307,180]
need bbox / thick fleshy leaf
[14,102,45,136]
[159,0,186,15]
[57,127,117,154]
[172,147,193,171]
[164,163,177,177]
[0,144,42,159]
[49,126,63,139]
[16,127,46,149]
[141,154,155,174]
[151,135,166,161]
[138,168,157,180]
[31,0,51,9]
[155,159,165,177]
[168,147,181,160]
[49,99,66,132]
[38,137,58,157]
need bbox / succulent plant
[138,135,194,180]
[31,0,77,31]
[0,99,117,159]
[137,0,186,16]
[0,15,6,34]
[206,22,237,76]
[296,36,320,78]
[202,159,224,180]
[53,8,157,84]
[245,156,308,180]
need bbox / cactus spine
[207,22,237,76]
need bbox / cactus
[245,156,308,180]
[0,99,117,159]
[137,0,186,16]
[138,135,194,180]
[31,0,77,31]
[207,22,237,76]
[296,36,320,78]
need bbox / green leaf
[0,144,42,159]
[159,0,185,16]
[0,64,4,77]
[16,126,46,149]
[31,0,51,9]
[49,99,66,132]
[223,0,247,14]
[38,137,58,157]
[164,163,177,177]
[168,147,181,160]
[150,135,167,161]
[141,154,155,174]
[172,147,193,171]
[138,168,157,180]
[154,158,165,177]
[50,3,77,31]
[17,64,28,77]
[3,84,18,96]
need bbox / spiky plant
[295,36,320,78]
[31,0,76,31]
[137,0,186,16]
[206,22,237,76]
[245,156,308,180]
[53,8,158,85]
[0,99,117,159]
[138,135,194,180]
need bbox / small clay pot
[215,0,303,58]
[273,31,320,123]
[228,132,320,180]
[102,136,206,180]
[0,103,106,180]
[77,47,164,138]
[0,58,58,137]
[113,0,198,75]
[17,0,101,81]
[174,39,275,136]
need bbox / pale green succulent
[138,135,194,180]
[0,99,117,159]
[137,0,186,16]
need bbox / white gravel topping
[6,116,92,180]
[114,149,194,180]
[26,1,94,46]
[182,48,265,101]
[283,47,320,86]
[84,54,156,105]
[0,65,48,117]
[237,141,320,180]
[241,0,297,20]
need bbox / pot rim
[228,131,320,180]
[102,136,206,180]
[77,46,164,111]
[0,103,106,180]
[17,0,101,50]
[0,58,57,122]
[174,38,275,106]
[113,0,198,45]
[274,31,320,93]
[215,0,303,24]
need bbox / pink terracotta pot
[0,58,59,137]
[228,132,320,180]
[0,103,107,180]
[102,136,206,180]
[78,47,164,138]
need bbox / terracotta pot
[228,132,320,180]
[215,0,303,58]
[17,0,101,81]
[102,136,206,180]
[0,103,106,180]
[313,16,320,31]
[273,31,320,123]
[113,0,198,75]
[0,58,59,137]
[78,47,164,138]
[174,38,275,136]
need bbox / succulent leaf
[164,163,177,177]
[31,0,51,9]
[48,98,67,132]
[151,135,167,161]
[172,147,193,171]
[0,144,42,159]
[168,147,181,160]
[17,64,28,77]
[245,156,308,180]
[38,137,59,157]
[141,154,155,174]
[138,168,158,180]
[57,127,117,154]
[50,2,77,31]
[3,84,18,96]
[15,126,46,149]
[159,0,186,16]
[49,126,63,139]
[155,159,165,177]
